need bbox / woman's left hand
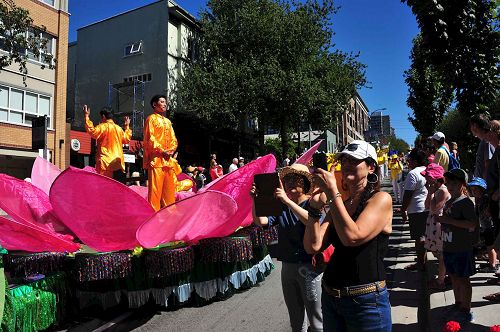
[312,168,338,197]
[275,187,290,204]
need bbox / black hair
[470,113,491,132]
[408,148,427,166]
[99,107,113,120]
[150,94,167,108]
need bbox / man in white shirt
[282,154,290,167]
[401,148,429,271]
[228,158,238,173]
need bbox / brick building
[0,0,69,178]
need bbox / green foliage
[173,0,366,155]
[404,35,454,138]
[402,0,499,115]
[436,109,476,172]
[387,135,410,154]
[263,136,296,161]
[0,1,55,84]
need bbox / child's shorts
[443,251,476,277]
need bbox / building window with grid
[0,29,55,66]
[39,0,55,6]
[0,85,52,128]
[123,73,152,83]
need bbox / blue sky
[68,0,419,145]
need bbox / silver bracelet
[326,192,342,205]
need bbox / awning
[0,148,39,158]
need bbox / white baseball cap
[336,140,377,163]
[430,131,445,141]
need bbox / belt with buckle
[322,280,386,298]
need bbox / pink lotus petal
[82,166,97,173]
[0,174,72,235]
[295,139,324,165]
[50,167,154,252]
[0,216,80,252]
[175,191,195,201]
[31,157,61,195]
[136,190,237,248]
[129,185,148,201]
[201,154,276,232]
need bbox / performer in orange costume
[143,95,178,211]
[84,105,131,182]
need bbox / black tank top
[322,192,389,288]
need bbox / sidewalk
[383,178,500,331]
[387,203,428,331]
[428,254,500,330]
[383,178,427,331]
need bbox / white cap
[336,140,377,162]
[430,131,445,141]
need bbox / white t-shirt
[404,166,428,214]
[228,163,238,173]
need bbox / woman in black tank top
[304,141,393,331]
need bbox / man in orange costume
[84,105,131,182]
[143,95,178,211]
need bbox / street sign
[124,154,135,163]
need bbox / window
[123,73,152,83]
[124,41,143,57]
[0,85,52,128]
[40,0,55,6]
[0,29,55,65]
[10,89,23,110]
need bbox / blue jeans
[322,285,392,331]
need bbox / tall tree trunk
[296,120,301,157]
[258,126,265,157]
[280,119,289,160]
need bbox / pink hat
[421,163,444,179]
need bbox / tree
[0,0,55,84]
[387,135,410,154]
[402,0,499,115]
[404,35,454,138]
[436,109,476,171]
[173,0,366,156]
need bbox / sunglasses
[345,143,359,151]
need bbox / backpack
[439,146,460,170]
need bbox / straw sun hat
[278,163,314,195]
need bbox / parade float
[0,141,322,331]
[0,152,290,331]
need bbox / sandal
[483,292,500,302]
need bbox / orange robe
[85,117,131,177]
[143,113,178,211]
